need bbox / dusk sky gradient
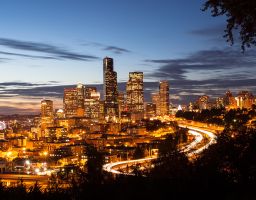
[0,0,256,114]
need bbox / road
[0,173,49,187]
[103,124,217,175]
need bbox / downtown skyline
[0,0,256,114]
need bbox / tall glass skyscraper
[76,83,85,116]
[103,57,119,121]
[159,80,169,115]
[41,100,53,117]
[41,99,54,131]
[126,72,144,113]
[63,88,78,118]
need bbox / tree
[202,0,256,51]
[85,145,104,184]
[151,133,190,180]
[133,146,145,159]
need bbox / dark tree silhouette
[203,0,256,51]
[86,145,104,184]
[133,146,145,159]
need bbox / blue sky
[0,0,255,113]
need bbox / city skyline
[0,0,256,114]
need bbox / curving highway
[103,125,217,175]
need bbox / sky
[0,0,255,114]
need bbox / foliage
[176,108,225,125]
[133,146,145,159]
[142,119,167,131]
[85,145,104,184]
[151,130,190,180]
[203,0,256,51]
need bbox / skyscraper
[198,95,209,110]
[126,72,144,120]
[118,92,125,118]
[41,99,54,132]
[159,81,169,115]
[41,100,53,117]
[237,91,254,109]
[63,88,78,118]
[63,84,86,118]
[84,87,100,120]
[151,93,160,116]
[85,87,97,99]
[76,83,85,116]
[103,57,119,121]
[145,103,156,119]
[224,90,237,109]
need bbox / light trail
[180,130,203,153]
[103,124,217,175]
[103,157,156,175]
[178,125,217,156]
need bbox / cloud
[0,82,49,87]
[84,42,131,54]
[103,46,131,54]
[0,50,56,59]
[0,38,99,61]
[145,47,256,81]
[144,47,256,104]
[189,24,225,37]
[0,107,39,115]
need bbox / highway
[103,124,217,175]
[0,173,49,187]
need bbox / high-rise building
[151,93,160,116]
[84,88,100,120]
[103,57,119,121]
[236,91,254,109]
[99,101,105,121]
[159,81,169,115]
[118,92,125,118]
[224,90,237,109]
[145,103,156,119]
[126,72,144,120]
[85,87,97,99]
[41,100,53,117]
[198,95,210,110]
[76,83,85,116]
[216,97,224,109]
[63,84,86,118]
[41,99,54,133]
[64,88,78,118]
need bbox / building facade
[126,72,144,120]
[76,83,85,117]
[63,88,78,118]
[41,100,53,117]
[41,99,54,134]
[159,81,169,115]
[103,57,119,121]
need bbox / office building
[198,95,210,110]
[63,88,78,118]
[41,100,53,117]
[118,92,125,118]
[236,91,254,109]
[145,103,156,119]
[103,57,119,121]
[151,93,160,116]
[84,88,100,120]
[159,81,169,115]
[41,99,54,133]
[76,83,85,116]
[126,72,144,120]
